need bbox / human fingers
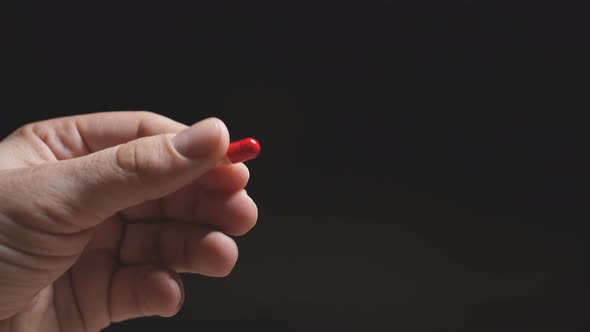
[120,223,238,276]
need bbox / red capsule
[226,137,261,163]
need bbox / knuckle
[136,110,157,118]
[11,123,36,139]
[114,136,177,176]
[135,110,162,123]
[115,142,139,173]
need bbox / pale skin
[0,112,258,331]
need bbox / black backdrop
[1,1,583,331]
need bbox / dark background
[1,0,583,331]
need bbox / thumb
[6,117,229,233]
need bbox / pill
[226,137,261,163]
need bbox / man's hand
[0,112,257,331]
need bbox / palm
[0,112,256,331]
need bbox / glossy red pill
[226,137,261,163]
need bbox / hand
[0,112,258,331]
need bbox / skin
[0,112,258,331]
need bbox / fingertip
[193,189,259,236]
[142,269,184,317]
[214,232,239,277]
[198,231,239,277]
[230,190,258,236]
[238,162,251,185]
[110,266,184,322]
[197,162,250,192]
[205,117,230,158]
[171,117,229,160]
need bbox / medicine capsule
[226,137,261,163]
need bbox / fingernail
[172,118,221,159]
